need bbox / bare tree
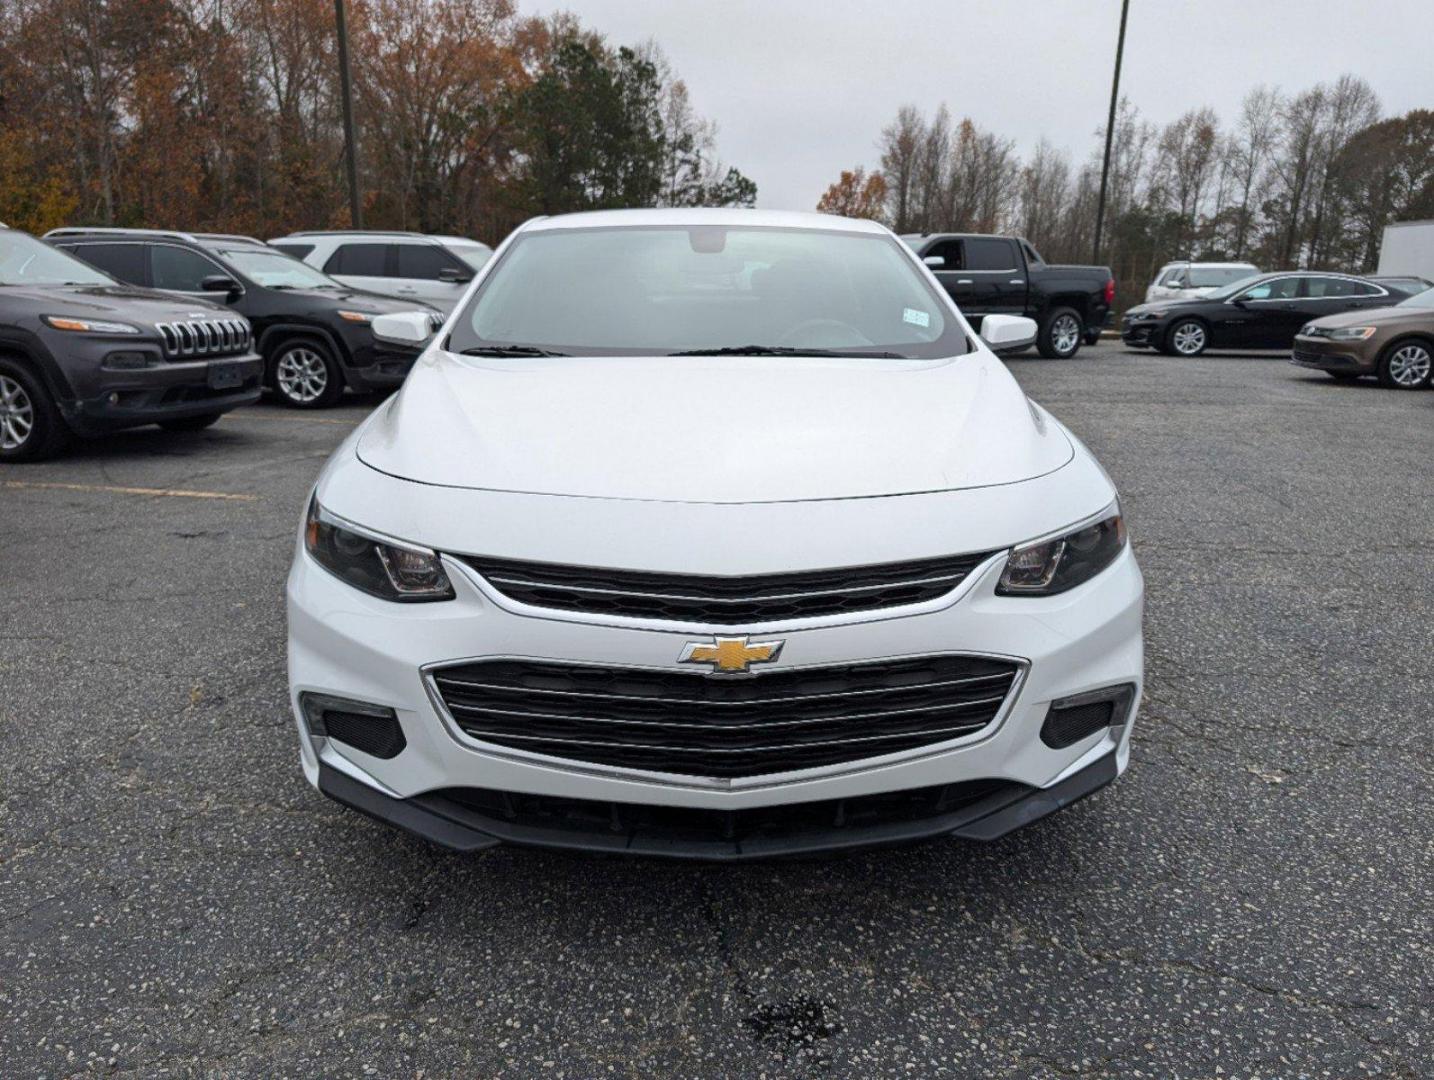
[1016,138,1071,255]
[1225,86,1280,259]
[878,105,924,233]
[1304,74,1380,266]
[1154,107,1220,253]
[912,104,951,231]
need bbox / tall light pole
[334,0,363,228]
[1092,0,1130,263]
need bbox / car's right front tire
[271,339,345,408]
[1037,308,1084,359]
[1166,319,1208,357]
[1377,338,1432,390]
[0,358,70,462]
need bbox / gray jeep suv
[0,227,261,461]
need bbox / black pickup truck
[902,233,1114,358]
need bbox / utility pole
[1092,0,1130,263]
[334,0,363,228]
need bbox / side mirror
[200,274,241,297]
[372,311,435,349]
[979,314,1039,353]
[923,255,946,268]
[437,267,473,284]
[1231,297,1250,308]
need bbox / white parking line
[3,480,258,502]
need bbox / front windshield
[1189,266,1256,288]
[1203,274,1266,301]
[1398,286,1434,309]
[0,231,113,287]
[449,225,965,358]
[221,248,339,289]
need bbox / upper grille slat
[463,551,996,624]
[431,655,1020,779]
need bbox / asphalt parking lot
[2,341,1431,1078]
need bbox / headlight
[43,315,141,334]
[1128,312,1158,322]
[997,512,1127,596]
[337,310,371,323]
[304,498,454,601]
[1328,326,1376,341]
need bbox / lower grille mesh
[431,655,1021,779]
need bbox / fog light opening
[1040,683,1136,749]
[299,692,407,760]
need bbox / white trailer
[1377,220,1434,278]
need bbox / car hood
[7,283,230,319]
[1125,299,1204,318]
[274,287,438,313]
[355,350,1074,504]
[1309,305,1429,329]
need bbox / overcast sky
[516,0,1434,210]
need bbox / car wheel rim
[1388,344,1431,387]
[276,348,328,403]
[0,374,35,450]
[1172,323,1205,355]
[1052,315,1080,355]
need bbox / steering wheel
[776,319,873,350]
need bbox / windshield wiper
[459,345,570,357]
[668,344,907,359]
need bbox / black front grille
[1292,348,1339,365]
[460,552,996,624]
[430,655,1021,779]
[421,777,1026,855]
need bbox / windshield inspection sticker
[903,307,931,328]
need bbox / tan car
[1292,286,1434,388]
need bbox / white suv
[1145,260,1259,304]
[269,231,493,314]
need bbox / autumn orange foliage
[0,0,753,240]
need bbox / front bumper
[316,748,1120,859]
[62,353,263,434]
[341,335,425,392]
[1120,318,1162,347]
[1290,335,1375,374]
[288,525,1144,858]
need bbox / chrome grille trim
[462,551,999,625]
[154,318,252,359]
[479,569,979,605]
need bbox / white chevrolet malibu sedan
[287,209,1143,859]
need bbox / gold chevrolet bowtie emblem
[678,636,785,675]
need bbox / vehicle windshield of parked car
[1397,287,1434,309]
[221,248,341,290]
[451,226,966,358]
[1202,274,1267,301]
[1188,267,1257,288]
[0,232,113,287]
